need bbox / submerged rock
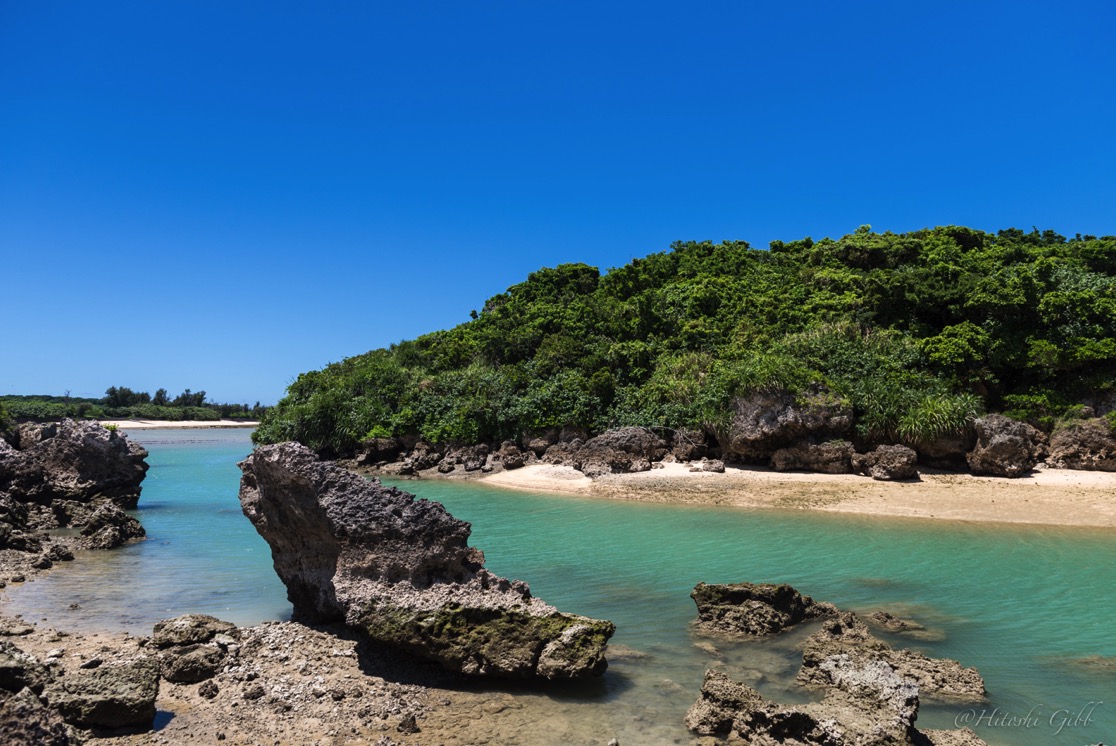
[966,414,1046,478]
[866,610,926,634]
[239,442,614,680]
[691,581,837,636]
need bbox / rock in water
[0,420,147,559]
[691,582,837,636]
[239,442,614,680]
[685,667,988,745]
[799,612,985,699]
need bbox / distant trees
[171,389,206,407]
[0,388,269,423]
[103,386,151,408]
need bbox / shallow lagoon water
[5,428,1114,744]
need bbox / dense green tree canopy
[255,226,1116,456]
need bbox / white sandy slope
[99,419,258,429]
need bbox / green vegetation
[1,389,269,423]
[255,226,1116,456]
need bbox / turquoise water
[5,429,1114,744]
[3,429,290,629]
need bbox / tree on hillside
[253,226,1116,456]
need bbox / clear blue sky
[3,1,1114,405]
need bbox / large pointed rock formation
[239,442,614,680]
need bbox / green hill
[254,226,1116,457]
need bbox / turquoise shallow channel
[4,428,1115,745]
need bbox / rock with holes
[239,442,614,680]
[691,582,837,636]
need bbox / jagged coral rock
[691,581,837,636]
[239,442,614,680]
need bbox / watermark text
[953,701,1103,735]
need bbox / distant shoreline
[480,462,1116,529]
[99,419,258,429]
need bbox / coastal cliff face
[238,442,614,680]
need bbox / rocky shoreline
[1,420,148,591]
[0,423,634,744]
[348,405,1116,488]
[0,420,1102,743]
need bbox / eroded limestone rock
[720,389,852,462]
[1047,418,1116,471]
[42,657,159,732]
[691,582,837,636]
[853,444,919,480]
[239,442,614,680]
[0,420,148,507]
[153,615,241,683]
[771,440,856,473]
[966,415,1046,478]
[685,665,988,745]
[799,612,985,700]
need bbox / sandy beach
[481,462,1116,529]
[98,419,258,429]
